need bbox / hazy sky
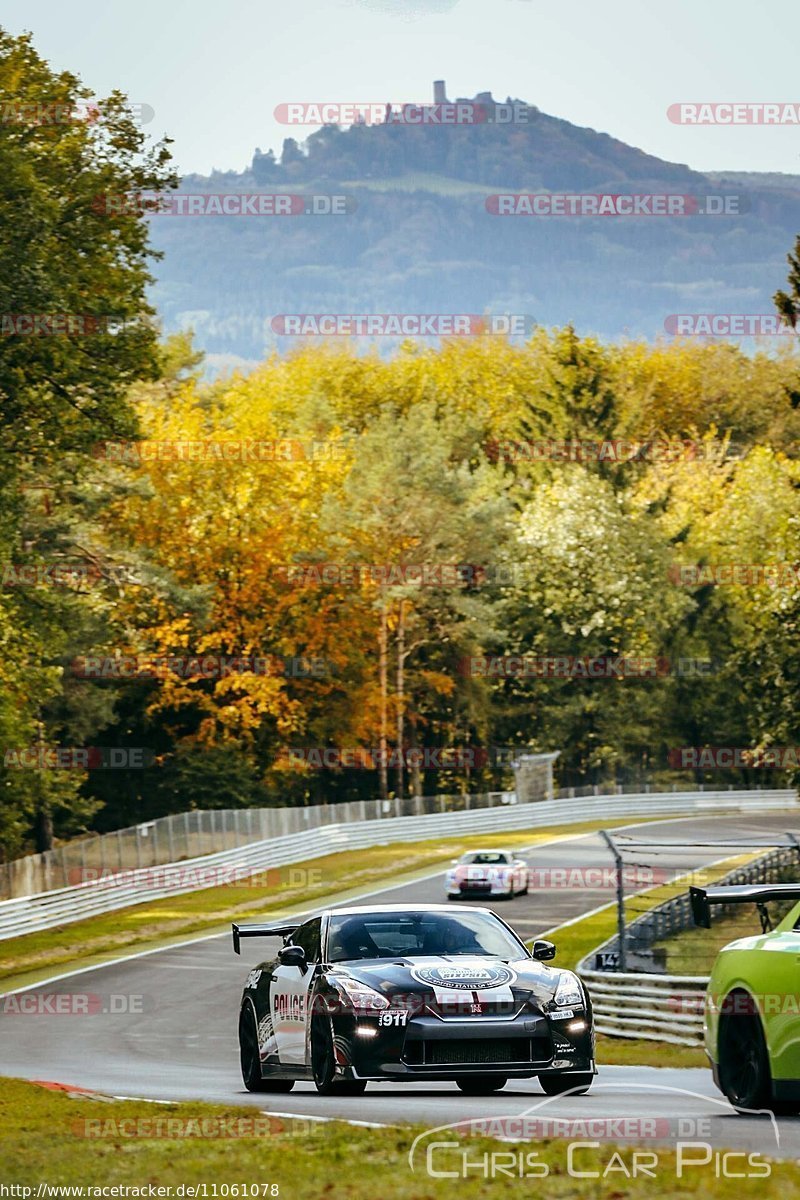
[3,0,798,177]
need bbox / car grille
[406,1037,551,1066]
[429,998,520,1019]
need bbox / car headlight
[553,972,584,1008]
[334,977,390,1013]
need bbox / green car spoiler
[690,884,800,930]
[232,920,300,954]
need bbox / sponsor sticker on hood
[409,961,517,991]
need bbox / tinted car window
[461,852,509,865]
[327,910,526,962]
[291,917,321,962]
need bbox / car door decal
[256,1007,277,1060]
[270,964,316,1064]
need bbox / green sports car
[691,883,800,1113]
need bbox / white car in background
[446,849,529,900]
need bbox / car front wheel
[239,1006,294,1093]
[718,993,771,1111]
[311,1015,367,1095]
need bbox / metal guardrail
[0,776,779,900]
[581,970,707,1047]
[1,791,526,901]
[0,789,794,943]
[579,841,800,1046]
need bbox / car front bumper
[333,1009,594,1081]
[446,880,515,897]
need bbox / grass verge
[0,1076,796,1194]
[654,898,800,976]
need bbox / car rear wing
[232,921,299,954]
[690,884,800,930]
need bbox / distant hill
[146,85,800,371]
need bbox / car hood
[330,955,564,1008]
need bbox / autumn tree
[0,29,176,855]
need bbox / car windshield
[460,852,509,864]
[326,910,527,962]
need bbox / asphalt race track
[2,812,800,1157]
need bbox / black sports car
[233,903,596,1095]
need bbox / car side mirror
[279,944,307,970]
[531,939,556,961]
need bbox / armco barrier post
[599,829,626,972]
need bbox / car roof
[328,903,495,916]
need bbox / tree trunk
[34,722,53,852]
[378,598,388,800]
[396,599,405,799]
[34,803,53,854]
[409,711,422,798]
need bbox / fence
[0,773,773,901]
[0,788,794,943]
[579,842,800,1045]
[0,790,526,901]
[625,844,800,960]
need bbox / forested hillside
[147,90,800,368]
